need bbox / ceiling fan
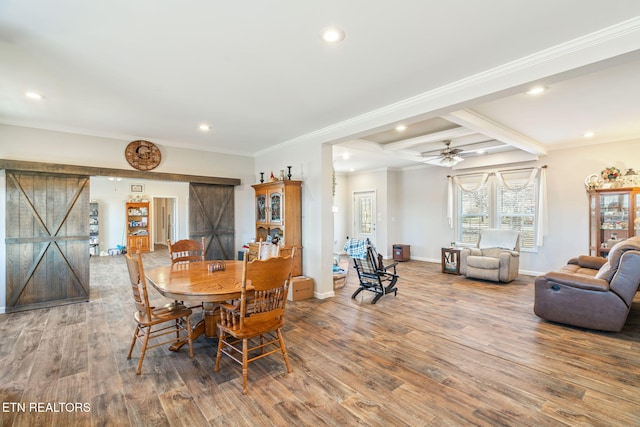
[421,140,465,167]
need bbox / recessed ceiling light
[25,91,44,100]
[349,168,354,172]
[395,124,407,132]
[342,152,350,160]
[525,86,546,96]
[476,149,486,154]
[321,27,345,43]
[583,131,595,138]
[199,124,211,131]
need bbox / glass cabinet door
[600,192,629,244]
[256,194,266,223]
[270,192,282,223]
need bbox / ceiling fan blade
[449,148,464,155]
[423,157,444,165]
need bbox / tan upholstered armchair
[534,236,640,332]
[459,229,520,283]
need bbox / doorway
[154,197,177,247]
[353,190,376,247]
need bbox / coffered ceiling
[333,51,640,172]
[1,1,640,173]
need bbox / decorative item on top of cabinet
[252,180,302,276]
[588,186,640,257]
[126,201,151,252]
[623,168,639,187]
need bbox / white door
[353,190,376,246]
[153,197,177,245]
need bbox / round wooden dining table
[145,260,252,345]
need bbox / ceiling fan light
[438,155,463,167]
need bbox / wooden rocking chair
[351,242,399,304]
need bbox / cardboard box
[288,276,314,301]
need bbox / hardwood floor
[1,250,640,426]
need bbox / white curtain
[495,167,548,247]
[447,173,489,228]
[448,167,548,247]
[537,167,548,247]
[494,168,537,190]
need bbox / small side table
[393,244,411,261]
[441,247,461,275]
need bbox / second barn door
[188,183,234,260]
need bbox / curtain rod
[447,164,547,179]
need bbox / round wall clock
[125,140,161,171]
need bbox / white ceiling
[2,1,640,173]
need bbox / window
[359,197,372,234]
[458,183,489,244]
[455,170,539,250]
[497,176,537,249]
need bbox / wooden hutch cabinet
[252,180,302,276]
[588,187,640,257]
[126,201,151,252]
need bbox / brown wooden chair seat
[125,251,194,375]
[215,249,295,394]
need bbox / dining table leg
[168,302,218,351]
[203,302,221,338]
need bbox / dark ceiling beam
[0,159,241,186]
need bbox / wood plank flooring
[1,250,640,426]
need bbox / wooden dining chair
[167,237,206,309]
[125,250,194,375]
[278,246,294,258]
[215,248,296,394]
[168,237,205,264]
[247,240,280,261]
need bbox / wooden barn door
[6,171,90,312]
[189,183,234,260]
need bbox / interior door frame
[153,196,178,247]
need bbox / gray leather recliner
[534,236,640,332]
[459,229,520,283]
